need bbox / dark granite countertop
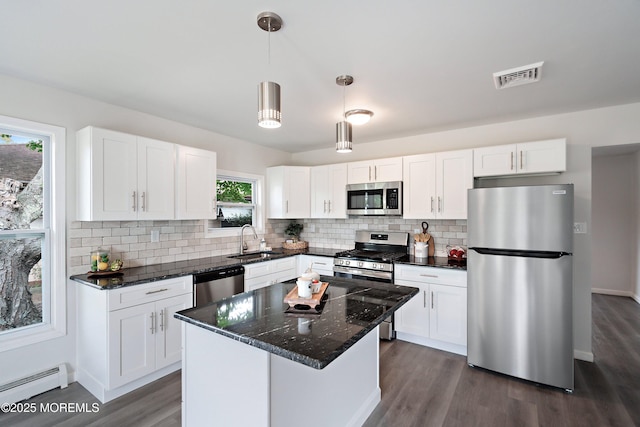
[69,247,339,290]
[174,275,418,369]
[70,248,466,290]
[395,255,467,271]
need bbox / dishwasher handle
[193,266,245,284]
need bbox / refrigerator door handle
[470,247,572,259]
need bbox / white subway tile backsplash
[68,217,466,275]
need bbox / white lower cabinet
[296,254,334,277]
[394,264,467,355]
[76,276,193,403]
[244,257,297,291]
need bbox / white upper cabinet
[310,163,347,219]
[77,126,175,221]
[267,166,310,219]
[403,149,473,219]
[347,157,403,184]
[175,146,217,219]
[473,138,566,177]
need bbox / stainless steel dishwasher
[193,266,245,307]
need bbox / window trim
[205,169,265,238]
[0,115,66,351]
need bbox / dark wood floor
[2,294,638,427]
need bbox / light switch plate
[573,222,587,234]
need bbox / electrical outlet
[151,229,160,242]
[573,222,587,234]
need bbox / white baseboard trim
[347,387,381,427]
[632,294,640,305]
[592,288,633,297]
[574,349,594,362]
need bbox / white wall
[0,74,292,384]
[592,153,637,295]
[635,151,640,303]
[293,101,640,361]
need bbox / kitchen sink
[227,251,283,261]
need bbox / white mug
[311,281,322,294]
[297,279,312,298]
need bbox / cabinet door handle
[315,262,327,265]
[510,152,514,170]
[286,200,289,213]
[438,197,442,213]
[431,291,434,309]
[141,191,146,212]
[374,165,378,180]
[132,191,137,212]
[324,200,327,214]
[328,200,331,213]
[159,309,164,332]
[430,196,435,213]
[150,312,155,334]
[146,288,169,295]
[420,274,438,278]
[423,290,427,308]
[520,150,524,170]
[368,166,372,181]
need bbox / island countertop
[174,275,418,369]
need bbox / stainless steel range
[334,230,410,339]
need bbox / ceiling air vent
[493,61,544,89]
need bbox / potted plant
[283,221,307,249]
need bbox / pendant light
[345,109,374,125]
[257,12,282,129]
[336,75,354,153]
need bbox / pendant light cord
[267,18,271,66]
[342,83,346,120]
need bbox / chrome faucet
[240,224,258,255]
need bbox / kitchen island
[175,275,417,427]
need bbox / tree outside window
[0,133,45,332]
[213,178,255,228]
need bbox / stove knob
[372,263,378,269]
[358,261,364,268]
[345,260,350,266]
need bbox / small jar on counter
[90,248,110,272]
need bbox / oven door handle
[333,265,393,281]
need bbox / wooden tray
[284,282,329,309]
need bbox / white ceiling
[2,1,640,153]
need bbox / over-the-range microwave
[346,181,402,216]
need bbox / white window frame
[0,115,66,351]
[205,169,265,238]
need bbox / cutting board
[284,282,329,309]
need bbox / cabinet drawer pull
[150,312,155,334]
[315,262,327,266]
[146,288,169,295]
[520,150,524,169]
[420,274,438,278]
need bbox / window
[0,116,65,350]
[206,170,264,237]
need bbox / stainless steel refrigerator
[467,184,574,391]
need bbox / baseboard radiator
[0,364,68,404]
